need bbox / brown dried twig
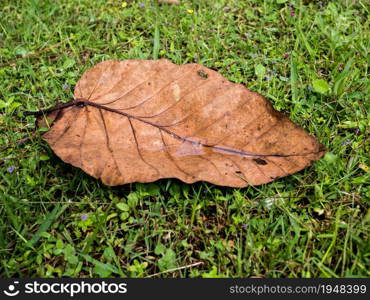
[0,36,74,68]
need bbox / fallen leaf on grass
[29,59,325,187]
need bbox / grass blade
[290,56,299,103]
[153,24,160,60]
[26,203,69,248]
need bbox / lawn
[0,0,369,278]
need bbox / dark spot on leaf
[253,158,268,165]
[197,70,208,79]
[76,101,85,108]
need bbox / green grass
[0,0,369,278]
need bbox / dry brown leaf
[33,59,324,187]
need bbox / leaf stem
[24,99,326,159]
